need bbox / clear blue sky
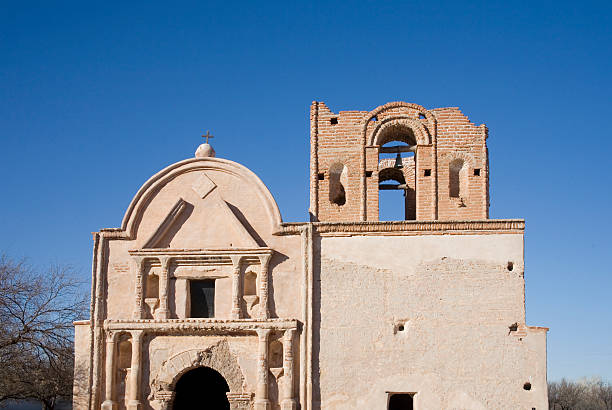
[1,1,610,382]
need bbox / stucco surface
[315,234,546,409]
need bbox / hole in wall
[419,113,426,119]
[424,169,431,177]
[524,382,532,391]
[365,170,373,178]
[398,324,404,332]
[509,323,518,332]
[330,117,338,125]
[371,115,378,122]
[507,262,514,271]
[317,173,324,181]
[474,168,481,176]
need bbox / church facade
[73,101,548,410]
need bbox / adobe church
[73,101,548,410]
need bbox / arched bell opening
[376,123,418,221]
[173,366,230,410]
[329,163,348,206]
[379,165,416,221]
[449,158,468,200]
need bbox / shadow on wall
[6,401,71,409]
[312,238,322,407]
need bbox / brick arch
[367,101,433,123]
[362,101,437,146]
[439,151,475,167]
[150,339,246,397]
[368,117,432,147]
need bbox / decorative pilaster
[101,331,119,410]
[156,257,170,319]
[258,254,271,319]
[230,256,243,319]
[255,329,271,410]
[127,330,144,410]
[132,257,145,319]
[281,329,296,410]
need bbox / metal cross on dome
[202,131,214,144]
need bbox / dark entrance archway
[173,366,230,410]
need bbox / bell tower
[309,101,490,222]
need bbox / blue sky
[1,1,610,381]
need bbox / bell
[394,152,403,169]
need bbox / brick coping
[275,219,525,236]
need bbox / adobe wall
[313,233,547,409]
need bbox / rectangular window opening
[330,117,338,125]
[474,168,481,176]
[365,170,373,177]
[190,279,215,318]
[317,173,325,181]
[388,393,414,410]
[424,169,432,177]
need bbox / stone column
[101,331,119,410]
[230,256,243,319]
[156,257,170,319]
[132,257,145,319]
[281,329,296,410]
[254,329,271,410]
[258,254,271,319]
[127,330,144,410]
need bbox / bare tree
[549,377,612,410]
[0,255,87,409]
[593,380,612,410]
[549,378,585,410]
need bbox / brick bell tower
[309,101,490,222]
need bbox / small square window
[365,171,373,177]
[474,168,481,176]
[388,393,414,409]
[330,117,338,125]
[317,173,325,181]
[424,169,432,177]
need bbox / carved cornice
[104,318,300,334]
[127,248,274,267]
[128,248,274,256]
[274,219,525,236]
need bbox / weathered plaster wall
[73,321,92,410]
[314,234,546,409]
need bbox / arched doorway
[173,367,230,410]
